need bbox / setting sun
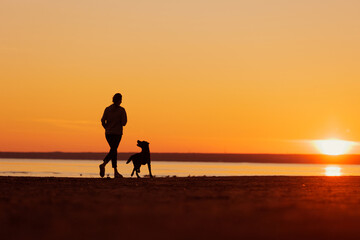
[314,139,355,156]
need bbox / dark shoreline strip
[1,152,360,164]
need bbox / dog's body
[126,140,153,178]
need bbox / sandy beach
[1,176,360,240]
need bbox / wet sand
[1,176,360,240]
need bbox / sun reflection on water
[324,166,342,176]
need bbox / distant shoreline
[1,152,360,164]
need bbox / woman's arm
[122,108,128,126]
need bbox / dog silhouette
[126,140,153,178]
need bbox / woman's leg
[103,134,120,165]
[101,134,122,177]
[100,134,115,177]
[110,135,122,169]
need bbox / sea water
[1,158,360,178]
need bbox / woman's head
[112,93,122,105]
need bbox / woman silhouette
[99,93,127,178]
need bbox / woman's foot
[114,169,123,178]
[99,164,105,178]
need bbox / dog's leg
[147,163,153,178]
[131,168,135,177]
[136,168,141,178]
[126,155,134,164]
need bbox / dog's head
[137,140,149,149]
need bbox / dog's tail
[126,156,132,164]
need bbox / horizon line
[1,151,360,156]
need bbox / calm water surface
[1,159,360,177]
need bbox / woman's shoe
[114,172,123,178]
[99,164,105,178]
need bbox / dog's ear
[137,140,141,143]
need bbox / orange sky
[1,0,360,153]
